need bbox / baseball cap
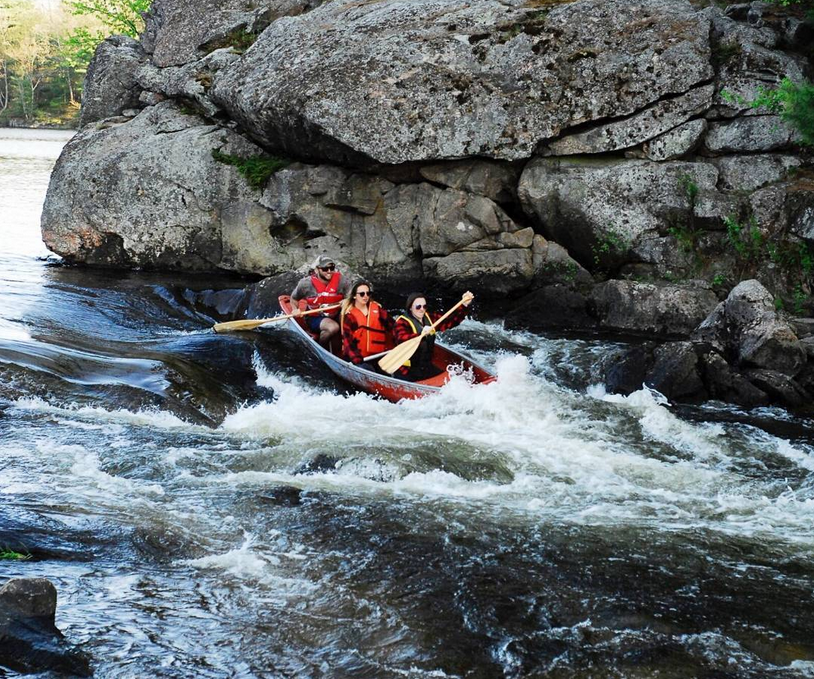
[314,254,335,268]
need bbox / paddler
[290,255,351,346]
[340,280,394,369]
[393,291,474,381]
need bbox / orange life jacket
[305,272,344,314]
[347,302,391,357]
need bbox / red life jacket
[305,272,344,314]
[347,302,391,357]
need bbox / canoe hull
[278,296,495,402]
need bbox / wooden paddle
[378,297,469,374]
[212,303,342,333]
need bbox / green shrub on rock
[211,149,290,191]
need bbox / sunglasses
[356,291,370,297]
[318,264,336,272]
[413,304,426,309]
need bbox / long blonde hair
[340,280,373,331]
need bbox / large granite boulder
[693,279,806,376]
[43,102,281,273]
[210,0,713,164]
[79,35,146,126]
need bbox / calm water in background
[3,128,814,678]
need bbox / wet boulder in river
[693,279,806,376]
[0,578,91,676]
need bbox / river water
[3,129,814,678]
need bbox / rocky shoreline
[40,0,814,411]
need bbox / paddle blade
[378,336,422,374]
[212,318,275,333]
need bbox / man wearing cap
[290,255,351,346]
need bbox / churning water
[3,129,814,678]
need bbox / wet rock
[0,578,91,677]
[295,453,339,475]
[642,119,708,162]
[693,279,805,375]
[645,341,706,401]
[245,270,307,318]
[259,485,303,506]
[602,343,655,396]
[504,285,594,332]
[713,154,802,192]
[590,280,719,338]
[545,86,713,157]
[700,352,770,407]
[79,35,146,127]
[744,368,809,408]
[705,116,796,153]
[210,0,712,164]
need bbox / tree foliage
[67,0,150,39]
[0,0,151,126]
[751,78,814,147]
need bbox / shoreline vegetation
[0,0,148,129]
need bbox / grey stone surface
[142,0,326,67]
[642,119,707,161]
[43,102,281,274]
[714,154,801,192]
[79,35,146,127]
[705,116,795,153]
[418,160,518,204]
[546,86,713,156]
[210,0,713,164]
[591,280,719,338]
[693,279,805,376]
[519,157,720,267]
[0,578,57,620]
[137,49,240,118]
[423,248,533,294]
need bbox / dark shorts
[306,315,326,334]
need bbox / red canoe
[278,295,496,402]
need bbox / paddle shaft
[212,303,342,333]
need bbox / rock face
[591,280,719,338]
[210,0,713,164]
[42,0,814,409]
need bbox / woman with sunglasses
[340,280,394,368]
[393,290,474,381]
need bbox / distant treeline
[0,0,149,128]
